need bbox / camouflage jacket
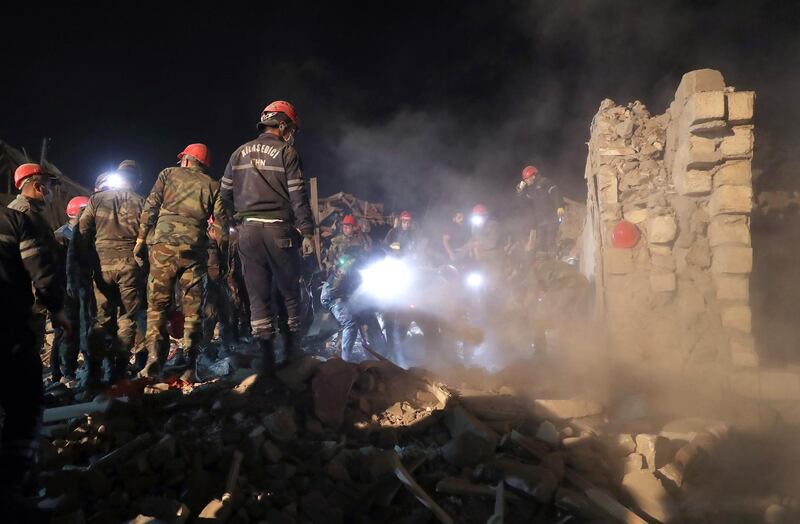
[327,232,371,267]
[138,166,228,252]
[78,189,145,260]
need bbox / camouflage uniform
[327,232,371,268]
[77,189,145,383]
[203,237,235,346]
[138,166,228,374]
[7,195,62,370]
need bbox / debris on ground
[35,353,800,524]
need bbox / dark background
[2,1,798,213]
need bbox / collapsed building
[577,69,800,428]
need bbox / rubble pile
[33,355,774,524]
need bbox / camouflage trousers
[90,255,143,370]
[145,244,207,363]
[203,264,234,346]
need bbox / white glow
[471,214,486,227]
[466,272,484,289]
[359,257,412,302]
[103,172,128,190]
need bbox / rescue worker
[320,250,388,362]
[524,258,590,353]
[8,163,62,374]
[442,210,470,264]
[468,203,507,262]
[515,165,565,259]
[78,167,144,388]
[327,214,371,269]
[0,205,70,521]
[203,216,235,347]
[220,100,315,374]
[51,196,89,382]
[383,210,416,255]
[135,144,228,382]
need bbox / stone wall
[581,69,757,371]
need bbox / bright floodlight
[359,257,412,301]
[104,172,127,189]
[466,272,484,289]
[471,214,486,227]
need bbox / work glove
[302,235,315,257]
[515,181,526,194]
[133,239,147,267]
[557,207,566,218]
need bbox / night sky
[2,1,799,215]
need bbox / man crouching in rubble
[321,250,388,362]
[0,205,71,522]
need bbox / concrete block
[726,91,755,123]
[759,370,800,401]
[709,216,750,247]
[714,160,752,187]
[730,335,758,367]
[622,470,678,522]
[674,168,712,196]
[685,91,726,125]
[624,207,648,224]
[711,245,752,274]
[709,185,752,215]
[605,248,634,274]
[675,69,725,103]
[650,273,677,293]
[722,306,752,333]
[674,138,722,170]
[648,216,678,243]
[714,275,749,301]
[721,126,754,159]
[532,399,604,420]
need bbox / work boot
[258,338,276,376]
[82,358,104,392]
[139,356,162,380]
[180,349,199,384]
[109,353,129,385]
[282,330,303,365]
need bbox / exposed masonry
[581,69,756,370]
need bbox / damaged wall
[581,69,756,372]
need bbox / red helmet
[522,165,538,181]
[258,100,300,129]
[342,214,357,226]
[14,163,50,190]
[400,211,412,221]
[472,203,488,216]
[612,220,641,249]
[66,196,90,218]
[178,143,210,167]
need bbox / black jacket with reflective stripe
[221,133,314,235]
[0,207,63,336]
